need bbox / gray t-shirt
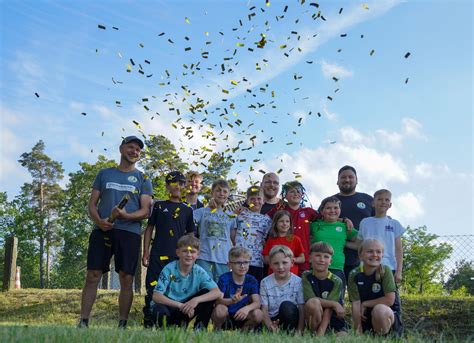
[92,167,153,235]
[193,207,237,264]
[359,216,405,270]
[260,273,304,318]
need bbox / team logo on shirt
[336,226,343,232]
[357,202,366,209]
[372,283,381,293]
[322,291,329,299]
[299,212,306,218]
[127,176,138,183]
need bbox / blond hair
[373,189,392,199]
[358,239,385,281]
[310,241,334,256]
[269,245,294,262]
[229,246,251,261]
[177,234,200,250]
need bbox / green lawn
[0,289,473,342]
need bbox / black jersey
[302,270,343,303]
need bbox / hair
[310,241,334,256]
[269,244,294,261]
[270,210,293,238]
[211,179,230,191]
[373,189,392,199]
[262,172,279,182]
[338,165,357,177]
[228,246,251,261]
[358,239,385,281]
[177,234,200,250]
[318,196,342,214]
[280,180,308,207]
[186,171,202,182]
[246,185,263,199]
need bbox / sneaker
[77,318,89,328]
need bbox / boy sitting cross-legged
[212,247,263,331]
[151,235,222,329]
[303,242,347,336]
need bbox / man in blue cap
[78,136,153,329]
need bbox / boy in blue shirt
[151,235,222,328]
[212,247,263,330]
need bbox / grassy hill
[0,289,473,342]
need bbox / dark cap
[165,171,186,184]
[121,136,144,149]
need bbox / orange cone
[14,266,21,289]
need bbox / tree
[53,155,116,288]
[140,135,188,199]
[18,140,64,288]
[402,226,453,294]
[443,259,474,295]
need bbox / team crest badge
[322,291,329,299]
[299,212,306,218]
[372,283,381,293]
[357,202,366,209]
[128,176,138,183]
[336,226,343,232]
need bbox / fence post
[2,236,18,291]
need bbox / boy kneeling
[151,235,222,328]
[212,247,263,330]
[303,242,347,335]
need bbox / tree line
[0,136,472,295]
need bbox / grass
[1,289,473,342]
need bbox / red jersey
[262,236,305,275]
[267,204,321,272]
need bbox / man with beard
[333,166,374,281]
[79,136,153,328]
[260,172,280,214]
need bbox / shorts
[86,229,140,275]
[196,260,229,281]
[328,315,348,332]
[362,309,403,336]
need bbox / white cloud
[322,103,338,121]
[414,162,433,178]
[321,60,354,79]
[402,117,427,141]
[391,192,424,223]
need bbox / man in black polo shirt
[142,171,195,328]
[333,166,374,280]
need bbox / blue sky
[1,0,472,236]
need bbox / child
[193,179,237,281]
[235,186,272,282]
[347,239,402,336]
[142,171,195,327]
[185,171,204,210]
[310,196,359,288]
[262,210,305,276]
[212,247,263,330]
[303,242,347,336]
[359,189,405,283]
[266,181,320,273]
[151,235,222,328]
[260,245,305,334]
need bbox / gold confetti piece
[185,17,190,24]
[370,49,375,56]
[236,43,245,47]
[187,246,193,251]
[230,80,238,85]
[211,208,217,213]
[362,3,369,10]
[160,256,169,261]
[205,31,209,36]
[150,280,157,286]
[279,44,287,49]
[169,230,174,236]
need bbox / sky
[0,0,472,237]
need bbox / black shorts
[362,309,403,336]
[86,229,141,275]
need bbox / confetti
[34,92,39,98]
[160,256,169,261]
[404,52,411,59]
[98,24,106,30]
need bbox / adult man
[185,171,204,210]
[333,165,374,280]
[260,172,280,214]
[79,136,153,328]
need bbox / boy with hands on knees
[212,247,263,330]
[151,235,222,329]
[303,242,347,336]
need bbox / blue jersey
[217,272,259,315]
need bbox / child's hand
[181,298,199,317]
[343,217,354,231]
[334,302,345,319]
[141,253,149,267]
[231,287,248,304]
[233,306,250,321]
[269,319,279,333]
[360,302,368,322]
[208,198,218,209]
[395,270,402,284]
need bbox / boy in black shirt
[142,171,195,328]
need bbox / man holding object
[78,136,153,328]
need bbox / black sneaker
[118,320,127,329]
[143,317,154,329]
[77,318,89,328]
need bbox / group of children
[143,170,404,336]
